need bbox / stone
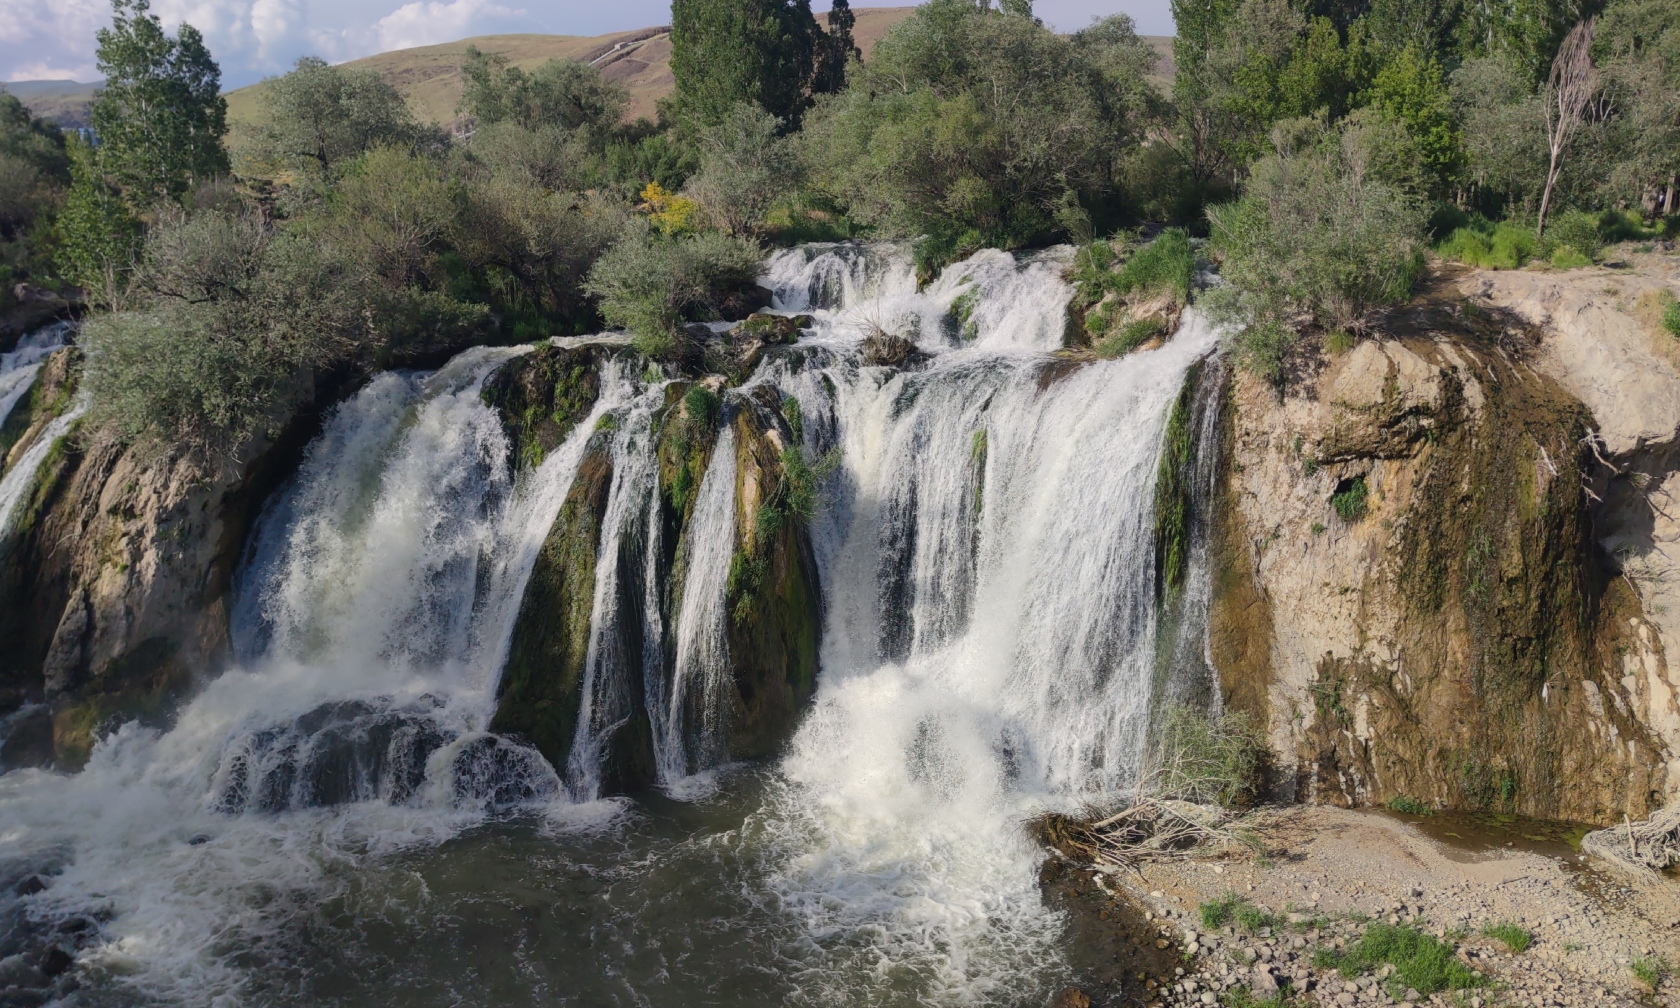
[1051,988,1092,1008]
[860,327,916,366]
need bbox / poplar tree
[669,0,853,129]
[88,0,228,203]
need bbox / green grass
[1094,315,1167,357]
[1324,329,1355,354]
[1661,291,1680,339]
[1220,986,1292,1008]
[1332,477,1368,523]
[1481,922,1531,953]
[1549,245,1593,269]
[1200,894,1281,934]
[1631,956,1669,988]
[1111,228,1196,305]
[1436,221,1538,270]
[1318,924,1484,994]
[1385,795,1431,816]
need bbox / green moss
[1385,794,1431,815]
[970,428,988,519]
[950,286,980,341]
[479,346,603,471]
[1154,368,1196,600]
[779,394,802,443]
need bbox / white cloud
[7,61,99,83]
[373,0,525,53]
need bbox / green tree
[252,56,424,178]
[584,221,764,357]
[813,0,861,94]
[458,48,628,138]
[1206,117,1428,376]
[685,102,798,236]
[669,0,844,128]
[1365,45,1462,191]
[1594,0,1680,215]
[89,0,228,203]
[58,137,141,305]
[800,0,1156,264]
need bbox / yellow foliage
[638,181,698,236]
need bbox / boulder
[861,328,916,366]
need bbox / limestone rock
[861,327,915,366]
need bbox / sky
[0,0,1175,90]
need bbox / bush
[684,102,798,237]
[583,223,765,357]
[1543,209,1602,260]
[1207,118,1427,362]
[1662,291,1680,339]
[1384,794,1430,815]
[458,47,628,138]
[1331,476,1368,521]
[1481,922,1532,953]
[84,209,378,460]
[1113,228,1196,304]
[1148,705,1267,807]
[1435,219,1538,269]
[1319,924,1483,994]
[799,0,1157,264]
[1550,245,1594,269]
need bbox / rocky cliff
[1210,260,1680,825]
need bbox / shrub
[1549,245,1593,269]
[1434,219,1538,270]
[584,223,765,358]
[1111,228,1196,305]
[1481,922,1531,953]
[1631,956,1669,989]
[1331,476,1368,522]
[84,209,379,461]
[684,102,798,237]
[1148,705,1267,807]
[458,47,628,137]
[1206,118,1427,365]
[1543,209,1602,260]
[1385,794,1431,815]
[1662,291,1680,339]
[1319,924,1483,993]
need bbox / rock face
[0,351,339,768]
[486,347,821,791]
[1210,282,1677,824]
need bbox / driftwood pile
[1582,805,1680,874]
[1030,797,1256,872]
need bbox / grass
[1200,894,1281,934]
[1094,315,1167,358]
[1481,922,1531,953]
[1332,477,1368,522]
[1324,328,1356,354]
[1112,228,1196,304]
[1664,291,1680,340]
[1631,956,1669,988]
[1436,220,1538,270]
[1385,795,1432,816]
[1220,986,1293,1008]
[1317,924,1484,994]
[1549,245,1593,269]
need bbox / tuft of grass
[1324,328,1355,354]
[1319,924,1484,994]
[1631,956,1669,989]
[1095,315,1167,358]
[1549,245,1593,270]
[1200,894,1281,934]
[1220,985,1291,1008]
[1151,705,1267,807]
[1663,291,1680,340]
[1436,220,1538,270]
[1332,477,1369,523]
[1111,228,1196,305]
[1481,922,1531,953]
[1385,795,1431,816]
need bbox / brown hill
[1,80,98,129]
[224,7,919,144]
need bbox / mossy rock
[490,443,614,777]
[480,344,616,471]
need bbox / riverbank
[1053,805,1680,1008]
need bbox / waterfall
[0,244,1223,1006]
[657,423,738,784]
[0,321,71,430]
[0,322,78,538]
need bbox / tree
[254,57,422,178]
[89,0,228,203]
[583,221,764,357]
[800,1,1155,263]
[458,48,629,138]
[58,137,140,305]
[813,0,861,94]
[669,0,844,128]
[1594,0,1680,216]
[685,102,797,236]
[1538,19,1601,234]
[1453,53,1549,213]
[1364,45,1461,193]
[1206,117,1428,376]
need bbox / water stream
[0,243,1222,1006]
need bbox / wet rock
[480,342,614,472]
[11,876,44,897]
[860,328,915,366]
[35,945,70,978]
[726,314,813,377]
[0,286,74,346]
[1051,988,1092,1008]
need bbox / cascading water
[0,241,1221,1007]
[0,322,79,537]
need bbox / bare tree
[1537,19,1601,237]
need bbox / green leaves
[90,0,228,203]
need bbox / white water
[0,342,644,1001]
[745,243,1220,1001]
[657,423,737,783]
[0,321,72,431]
[0,243,1219,1006]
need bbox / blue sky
[0,0,1175,90]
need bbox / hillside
[223,7,921,144]
[0,80,98,128]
